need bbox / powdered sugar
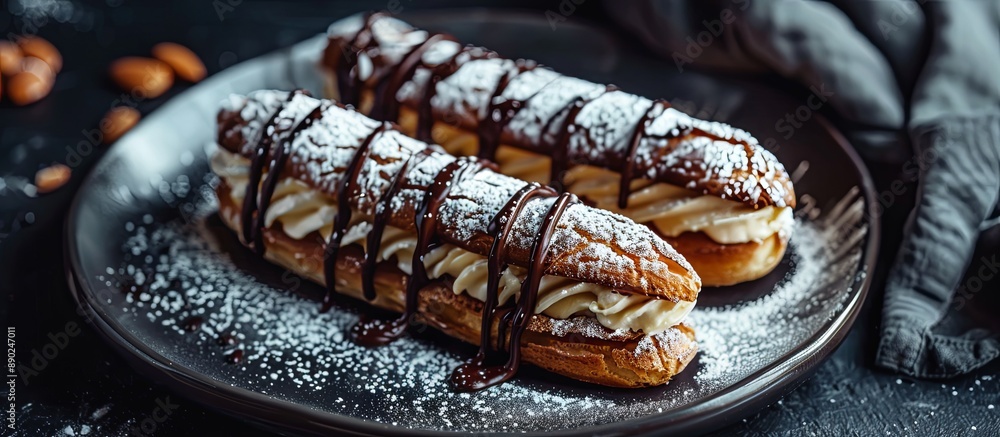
[430,58,516,126]
[690,189,867,389]
[104,191,628,432]
[89,167,867,432]
[567,91,650,165]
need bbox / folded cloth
[605,0,1000,377]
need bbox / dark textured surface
[0,1,997,436]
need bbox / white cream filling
[561,165,794,244]
[210,146,694,334]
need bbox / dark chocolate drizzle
[372,33,456,121]
[415,46,497,142]
[476,59,538,162]
[545,85,619,192]
[360,147,439,301]
[321,121,392,312]
[334,12,382,108]
[362,150,420,301]
[329,18,634,199]
[254,102,327,253]
[451,191,579,391]
[224,349,244,364]
[241,90,314,255]
[619,99,669,209]
[449,182,554,390]
[350,156,489,346]
[240,91,300,249]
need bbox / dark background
[1,0,997,435]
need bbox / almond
[8,72,53,105]
[17,36,62,73]
[152,42,206,83]
[0,41,23,76]
[109,57,174,99]
[20,56,54,78]
[35,163,72,193]
[7,58,55,106]
[100,106,141,144]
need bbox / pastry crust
[664,232,789,286]
[216,181,698,388]
[320,13,795,209]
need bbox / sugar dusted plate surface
[66,11,878,436]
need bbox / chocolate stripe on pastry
[213,89,701,389]
[321,13,795,210]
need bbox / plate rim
[63,19,881,437]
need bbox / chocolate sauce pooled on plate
[224,349,244,364]
[182,316,203,332]
[217,332,238,347]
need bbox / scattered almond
[152,42,206,83]
[17,36,62,73]
[109,57,174,99]
[20,56,54,78]
[7,72,53,106]
[100,106,141,144]
[0,41,23,76]
[35,163,72,193]
[7,59,55,106]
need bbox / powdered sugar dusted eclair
[320,13,797,286]
[212,89,700,390]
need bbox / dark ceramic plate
[65,10,879,436]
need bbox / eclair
[319,13,797,286]
[212,90,701,390]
